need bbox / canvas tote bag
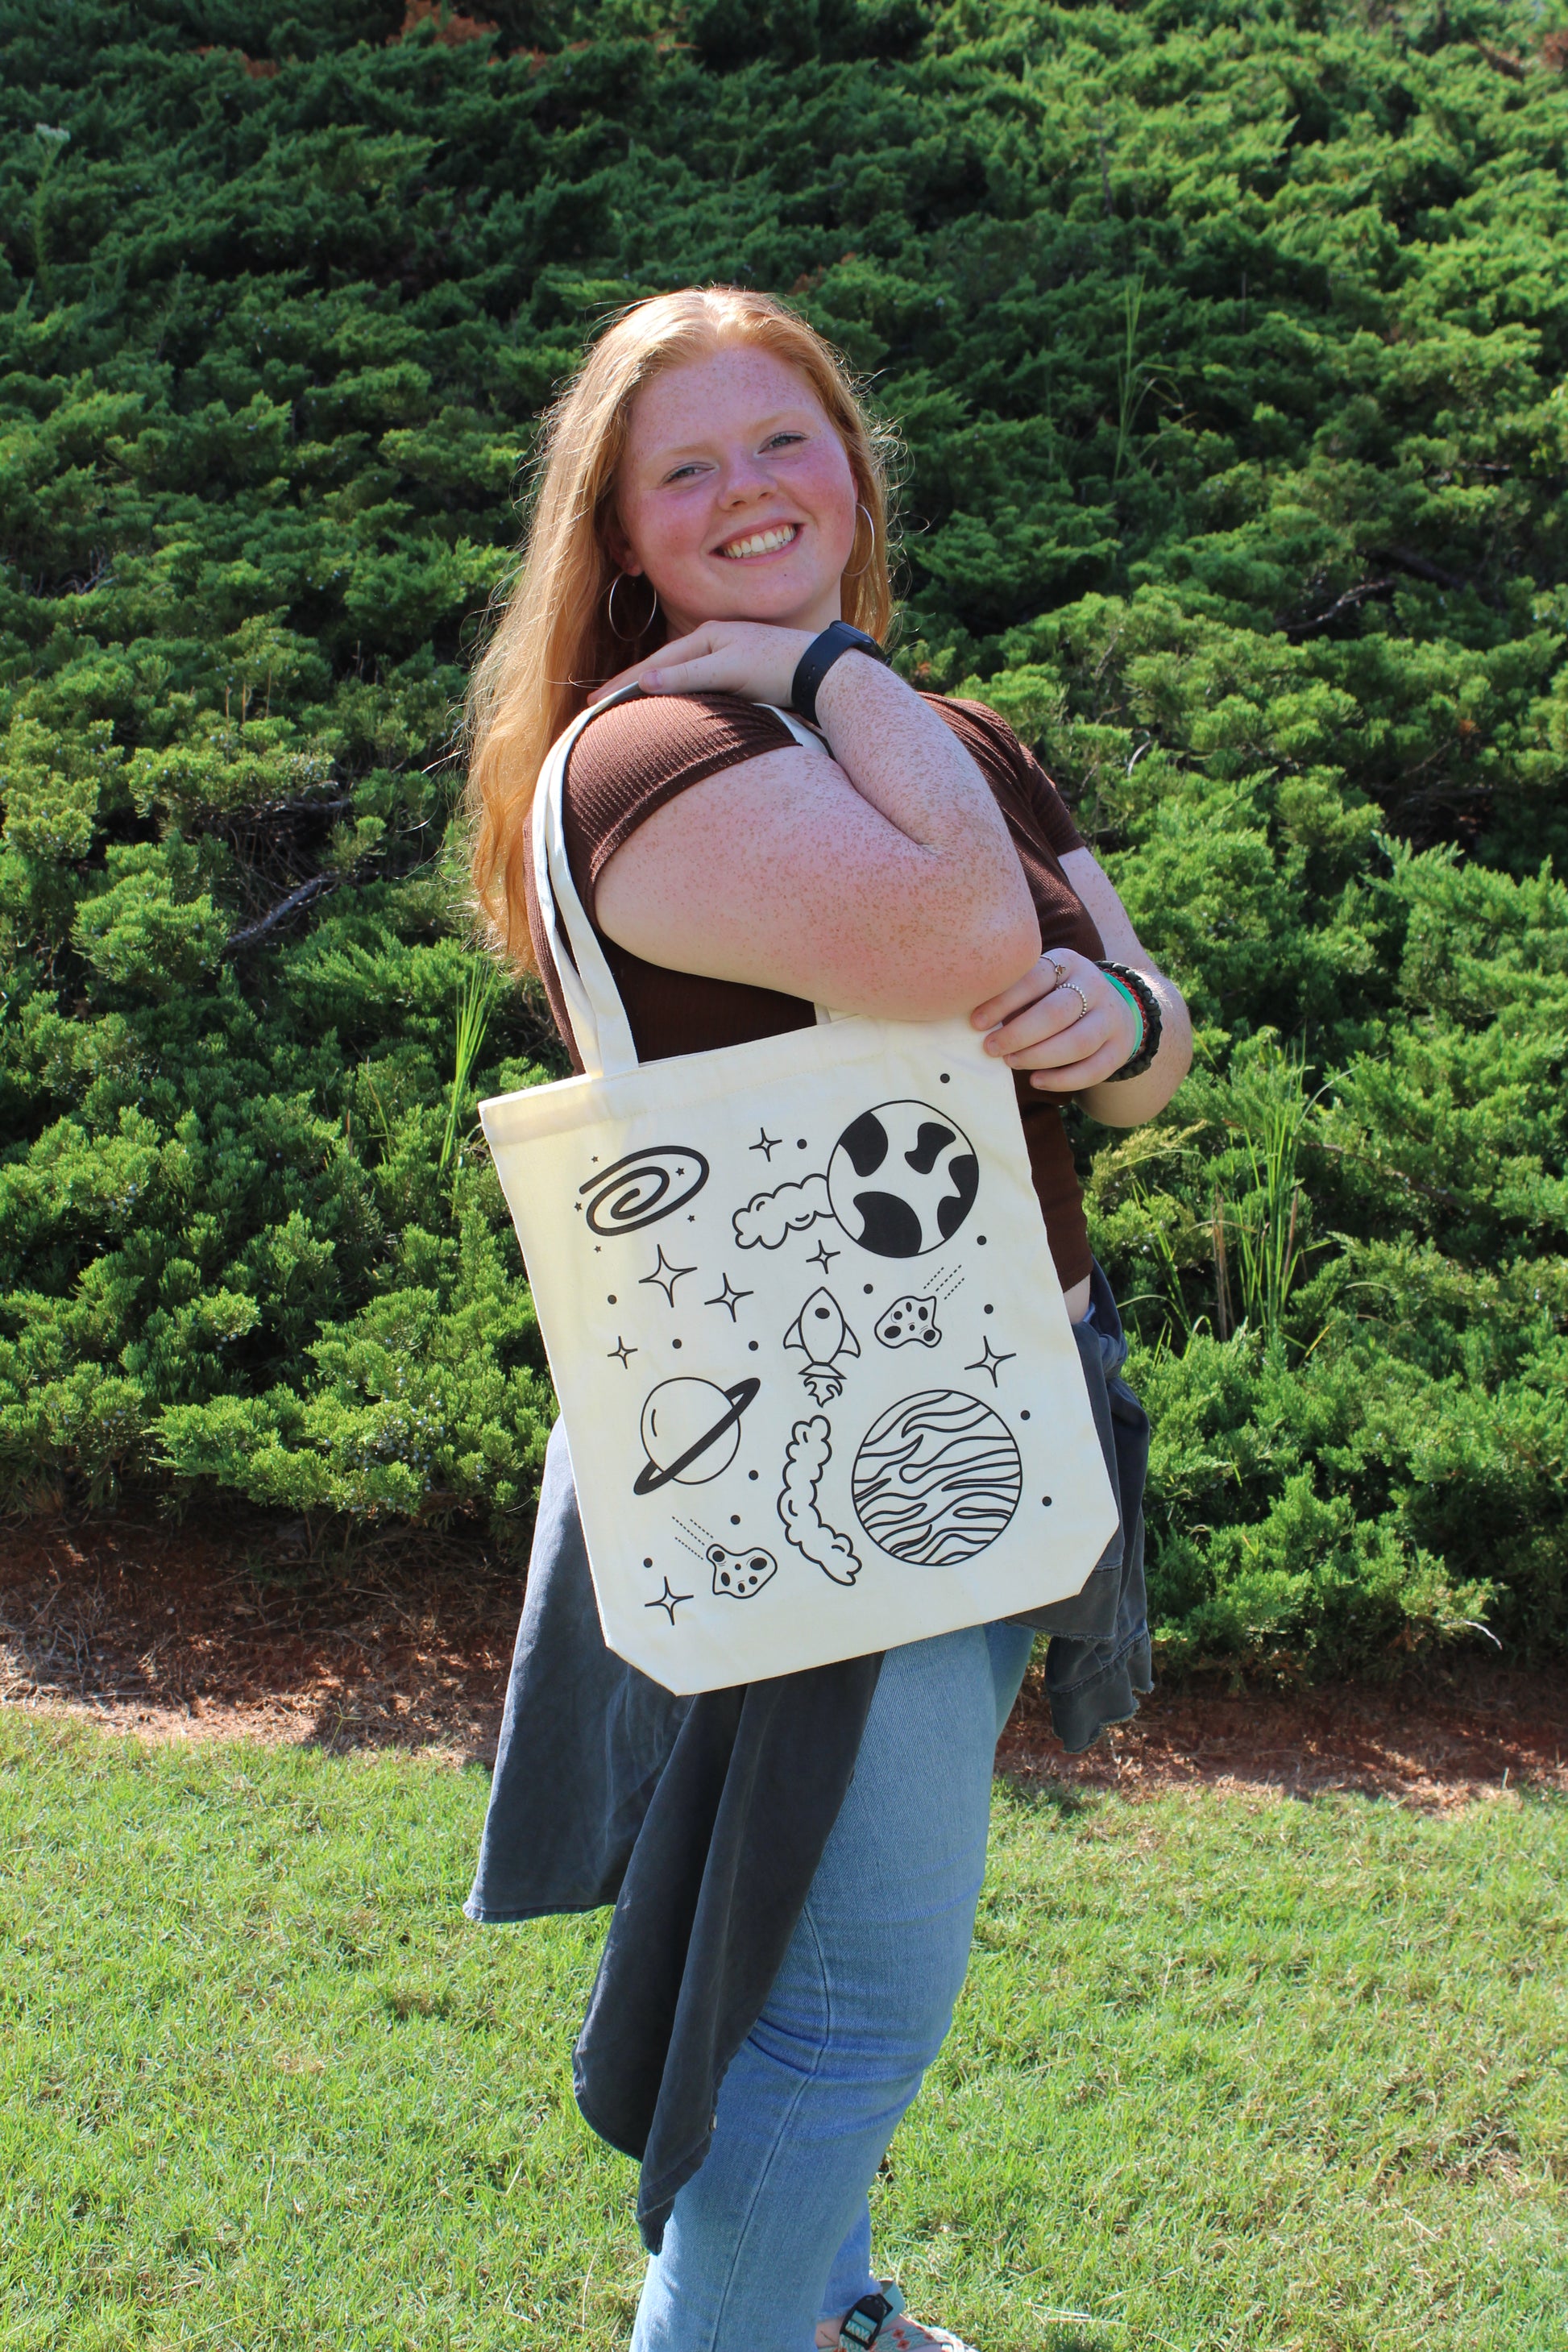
[480,686,1118,1695]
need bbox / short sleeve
[1012,737,1087,859]
[563,691,799,913]
[934,696,1086,858]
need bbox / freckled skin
[612,346,859,643]
[596,351,1040,1021]
[592,341,1194,1325]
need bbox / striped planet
[851,1388,1022,1567]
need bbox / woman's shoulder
[570,688,797,785]
[565,691,799,877]
[928,692,1086,858]
[928,691,1031,765]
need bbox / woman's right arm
[591,623,1040,1023]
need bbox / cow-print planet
[827,1101,979,1259]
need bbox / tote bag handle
[532,687,832,1080]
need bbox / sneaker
[876,2321,980,2352]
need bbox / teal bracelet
[1102,970,1145,1058]
[1098,960,1164,1077]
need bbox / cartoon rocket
[783,1288,861,1404]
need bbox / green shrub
[1,0,1564,1666]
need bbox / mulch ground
[2,1508,1562,1808]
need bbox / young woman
[465,288,1192,2352]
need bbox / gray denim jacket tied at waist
[466,1262,1151,2250]
[1010,1256,1152,1752]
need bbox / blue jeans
[630,1619,1036,2352]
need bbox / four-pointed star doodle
[639,1244,696,1307]
[749,1127,782,1160]
[644,1578,692,1623]
[703,1273,753,1321]
[807,1239,840,1272]
[607,1336,637,1367]
[964,1336,1017,1387]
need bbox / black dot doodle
[1041,1495,1052,1508]
[984,1303,993,1314]
[749,1340,759,1351]
[730,1515,740,1526]
[976,1235,987,1247]
[672,1338,682,1349]
[864,1283,874,1294]
[797,1138,808,1149]
[1020,1409,1031,1421]
[643,1556,653,1566]
[939,1072,950,1084]
[607,1295,616,1305]
[749,1469,759,1480]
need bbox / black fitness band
[1100,960,1163,1080]
[790,620,890,725]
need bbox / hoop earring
[607,572,659,641]
[844,502,877,580]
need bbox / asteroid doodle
[826,1102,979,1259]
[783,1287,861,1403]
[633,1375,761,1495]
[579,1146,709,1235]
[777,1416,861,1586]
[874,1294,942,1350]
[706,1541,778,1599]
[851,1389,1022,1566]
[671,1516,778,1599]
[732,1172,832,1251]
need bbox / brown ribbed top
[522,691,1102,1289]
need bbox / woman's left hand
[971,948,1142,1090]
[588,620,815,710]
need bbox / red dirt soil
[2,1510,1562,1807]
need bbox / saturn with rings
[633,1375,761,1495]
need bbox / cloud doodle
[777,1415,862,1586]
[732,1172,832,1252]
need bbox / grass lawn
[1,1715,1562,2352]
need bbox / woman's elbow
[872,907,1040,1023]
[967,903,1046,1003]
[944,898,1043,1011]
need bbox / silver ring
[1043,955,1066,991]
[1060,980,1089,1024]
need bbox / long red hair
[464,287,898,965]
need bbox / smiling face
[612,342,862,639]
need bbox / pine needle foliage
[2,0,1566,1670]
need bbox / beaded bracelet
[1099,961,1163,1080]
